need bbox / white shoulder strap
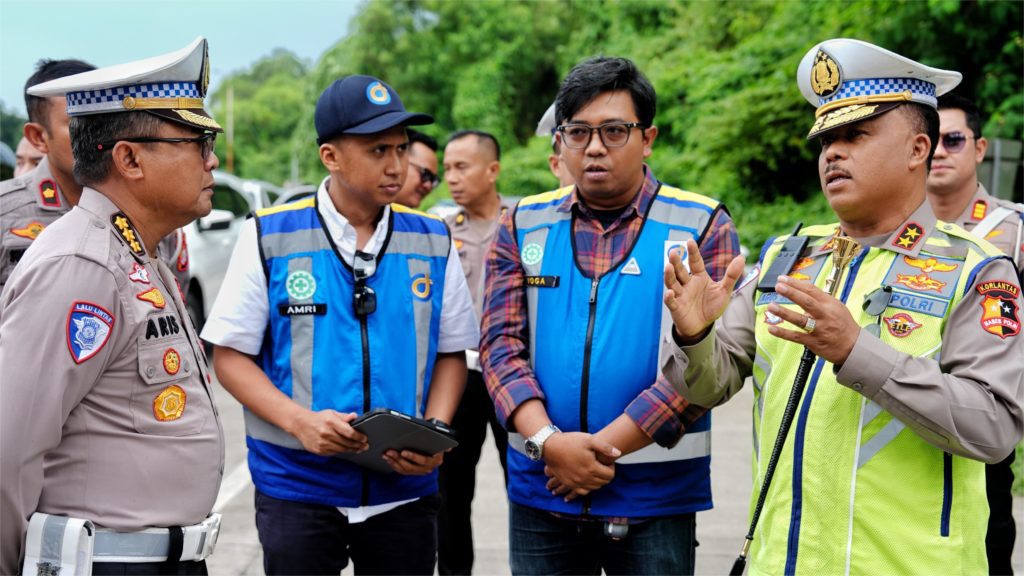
[972,206,1016,240]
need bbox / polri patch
[883,254,961,300]
[886,290,949,318]
[39,179,61,208]
[976,280,1021,339]
[66,301,114,364]
[10,221,45,240]
[279,303,327,316]
[525,275,560,288]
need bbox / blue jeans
[255,489,441,575]
[509,502,697,576]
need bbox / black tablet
[337,408,459,474]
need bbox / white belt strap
[23,513,95,576]
[92,513,222,563]
[508,430,710,465]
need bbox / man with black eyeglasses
[1,38,225,575]
[926,93,1022,576]
[201,74,478,575]
[437,129,513,575]
[394,128,440,209]
[1,58,191,295]
[480,57,739,575]
[662,39,1022,575]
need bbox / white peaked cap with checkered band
[28,37,222,132]
[797,38,960,139]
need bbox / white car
[184,171,268,332]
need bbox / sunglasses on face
[938,131,974,154]
[410,162,440,189]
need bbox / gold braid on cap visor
[122,96,205,110]
[815,90,915,117]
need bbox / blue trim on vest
[963,255,1013,296]
[940,453,953,537]
[784,248,867,574]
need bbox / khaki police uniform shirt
[444,196,515,321]
[0,158,190,293]
[662,202,1024,462]
[952,183,1024,270]
[0,188,224,575]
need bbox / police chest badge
[153,385,186,421]
[976,280,1021,339]
[66,301,114,364]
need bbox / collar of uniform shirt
[554,164,657,224]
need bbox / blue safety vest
[510,184,720,517]
[248,197,449,507]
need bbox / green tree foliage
[0,102,27,150]
[220,0,1022,250]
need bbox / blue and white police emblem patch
[66,301,114,364]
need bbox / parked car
[184,171,259,333]
[273,184,317,206]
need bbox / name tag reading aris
[525,275,559,288]
[279,303,327,316]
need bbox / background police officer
[0,37,225,575]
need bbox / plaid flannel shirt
[480,166,740,449]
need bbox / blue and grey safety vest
[248,197,450,507]
[509,184,720,518]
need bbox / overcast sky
[0,0,361,118]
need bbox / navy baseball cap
[315,75,433,144]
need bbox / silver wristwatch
[524,424,560,461]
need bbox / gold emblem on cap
[176,109,223,131]
[153,385,186,421]
[811,49,841,98]
[200,42,210,96]
[122,96,137,110]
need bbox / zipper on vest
[361,316,371,506]
[580,277,600,516]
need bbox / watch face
[525,440,542,461]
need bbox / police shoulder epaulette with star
[38,179,62,208]
[892,222,924,251]
[110,212,146,258]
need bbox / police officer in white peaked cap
[1,37,225,576]
[662,38,1023,575]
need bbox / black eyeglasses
[410,162,440,188]
[96,132,217,161]
[862,285,892,337]
[938,131,974,154]
[352,250,377,318]
[556,122,647,149]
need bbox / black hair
[937,93,983,139]
[899,103,940,170]
[447,129,501,161]
[24,59,95,127]
[407,128,438,152]
[70,112,165,186]
[555,56,656,127]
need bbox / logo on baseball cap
[315,75,433,144]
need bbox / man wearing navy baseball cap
[202,75,478,575]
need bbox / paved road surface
[207,380,1023,575]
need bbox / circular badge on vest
[521,243,544,266]
[163,348,181,375]
[366,81,391,105]
[411,273,432,301]
[286,270,317,301]
[153,385,186,421]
